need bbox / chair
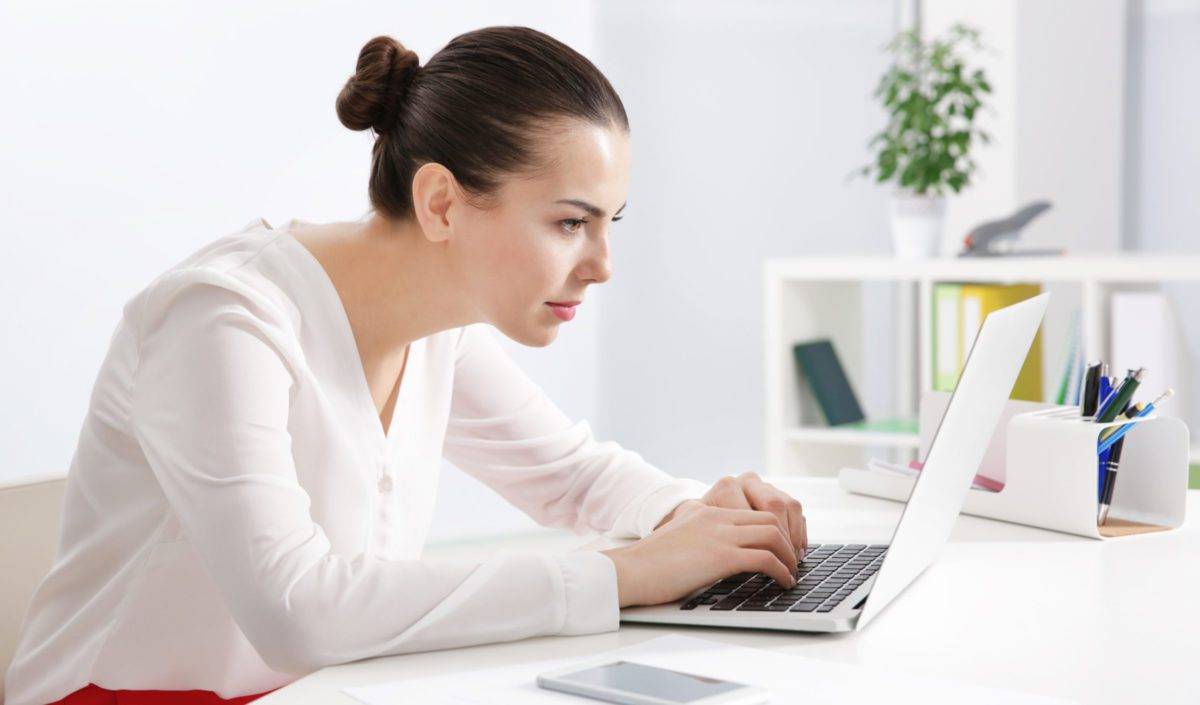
[0,472,67,703]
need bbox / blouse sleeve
[129,273,629,676]
[441,324,710,541]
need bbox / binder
[932,283,962,391]
[959,284,1043,401]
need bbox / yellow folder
[959,283,1044,401]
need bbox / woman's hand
[599,503,799,608]
[655,472,807,559]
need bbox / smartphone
[536,659,770,705]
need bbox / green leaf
[871,23,989,194]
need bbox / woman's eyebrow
[556,199,628,218]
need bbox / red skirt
[46,682,281,704]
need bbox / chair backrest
[0,472,67,703]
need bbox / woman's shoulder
[124,219,301,344]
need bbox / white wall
[591,0,896,482]
[14,1,1177,544]
[922,0,1127,254]
[1125,0,1200,425]
[1126,0,1200,252]
[1,0,902,541]
[0,0,602,541]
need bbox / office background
[2,0,1196,541]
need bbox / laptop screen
[855,293,1049,629]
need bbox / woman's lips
[546,302,578,321]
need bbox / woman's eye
[560,218,586,235]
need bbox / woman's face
[450,120,631,347]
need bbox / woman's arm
[441,323,709,540]
[130,274,620,674]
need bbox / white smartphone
[536,659,770,705]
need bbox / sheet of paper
[342,634,1076,705]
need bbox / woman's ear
[410,162,458,243]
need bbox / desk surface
[258,478,1200,705]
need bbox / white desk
[258,478,1200,705]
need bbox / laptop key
[790,602,819,612]
[816,605,836,612]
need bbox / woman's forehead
[516,122,630,206]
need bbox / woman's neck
[291,213,479,358]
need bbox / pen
[1097,389,1174,455]
[1097,399,1131,498]
[1095,369,1113,419]
[1096,367,1146,423]
[1098,435,1127,526]
[1100,386,1138,442]
[1081,361,1102,417]
[1098,403,1140,524]
[1094,370,1116,495]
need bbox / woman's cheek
[510,233,566,290]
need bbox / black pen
[1098,402,1142,525]
[1081,361,1102,417]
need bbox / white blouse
[4,218,709,705]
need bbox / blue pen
[1097,389,1175,454]
[1095,373,1114,496]
[1094,372,1114,419]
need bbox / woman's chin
[494,317,558,348]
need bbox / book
[1111,291,1190,422]
[932,283,963,391]
[1055,309,1082,405]
[792,339,865,426]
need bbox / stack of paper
[343,634,1076,705]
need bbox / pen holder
[1002,406,1189,538]
[838,392,1190,539]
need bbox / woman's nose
[584,243,612,284]
[579,232,612,284]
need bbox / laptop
[620,293,1049,633]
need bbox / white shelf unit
[764,255,1200,476]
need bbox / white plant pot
[887,192,946,259]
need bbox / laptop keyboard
[679,544,888,613]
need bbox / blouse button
[377,474,394,493]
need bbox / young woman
[5,27,807,705]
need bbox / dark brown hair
[336,27,629,220]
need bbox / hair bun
[336,35,420,133]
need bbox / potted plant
[858,24,992,258]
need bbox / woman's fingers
[719,508,786,530]
[786,499,807,558]
[794,512,808,559]
[734,524,797,578]
[736,548,795,588]
[734,474,801,556]
[709,475,754,510]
